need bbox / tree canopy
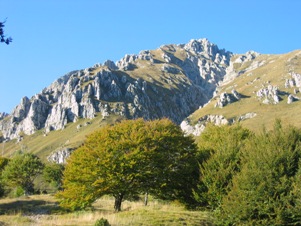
[1,152,44,195]
[57,118,199,211]
[43,163,64,191]
[214,121,301,225]
[0,156,9,197]
[194,124,252,209]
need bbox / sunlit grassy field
[0,195,213,226]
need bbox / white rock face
[181,112,257,136]
[0,39,234,140]
[286,72,301,88]
[293,73,301,87]
[257,85,280,104]
[180,119,206,136]
[0,112,8,120]
[181,115,229,136]
[287,94,299,104]
[237,112,257,121]
[47,148,72,164]
[214,90,240,108]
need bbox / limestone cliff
[0,39,233,140]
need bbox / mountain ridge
[0,38,233,140]
[0,39,300,151]
[181,49,301,135]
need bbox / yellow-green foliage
[58,118,199,211]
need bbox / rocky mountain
[181,49,301,135]
[0,38,232,140]
[1,38,301,159]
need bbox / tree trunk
[114,194,123,212]
[144,192,148,206]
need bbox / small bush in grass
[8,186,25,198]
[94,218,111,226]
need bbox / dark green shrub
[217,121,301,225]
[8,186,25,198]
[94,218,111,226]
[43,163,64,190]
[194,124,251,209]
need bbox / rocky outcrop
[293,73,301,88]
[181,112,257,136]
[181,115,229,136]
[287,94,299,104]
[237,112,257,121]
[215,89,241,108]
[234,51,260,64]
[47,148,73,164]
[257,85,280,104]
[285,72,301,91]
[0,112,8,120]
[180,119,206,136]
[0,39,234,140]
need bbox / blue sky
[0,0,300,113]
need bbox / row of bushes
[0,153,63,197]
[195,120,301,225]
[1,119,301,225]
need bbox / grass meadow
[0,195,213,226]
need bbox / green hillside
[189,50,301,132]
[2,114,124,161]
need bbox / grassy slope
[190,50,301,132]
[0,195,213,226]
[2,114,124,161]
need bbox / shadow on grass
[0,198,60,215]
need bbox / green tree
[194,124,251,209]
[0,156,9,170]
[142,119,199,208]
[43,163,64,190]
[2,152,44,195]
[289,160,301,224]
[57,118,199,211]
[0,156,9,197]
[218,121,301,225]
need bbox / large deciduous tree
[57,118,199,211]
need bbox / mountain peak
[1,38,300,143]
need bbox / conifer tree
[218,121,301,225]
[194,124,251,209]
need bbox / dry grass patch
[0,195,213,226]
